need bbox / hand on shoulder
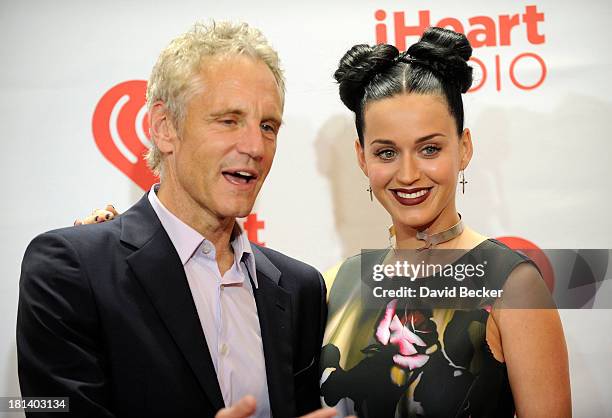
[74,204,119,225]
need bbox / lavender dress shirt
[148,186,271,417]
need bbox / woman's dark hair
[334,27,473,145]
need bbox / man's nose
[236,122,265,160]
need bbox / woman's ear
[355,139,369,177]
[149,101,178,155]
[459,128,473,170]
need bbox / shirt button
[220,344,229,356]
[201,242,212,254]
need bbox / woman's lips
[390,187,432,206]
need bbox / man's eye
[261,123,276,133]
[421,145,441,156]
[220,119,237,126]
[376,149,396,160]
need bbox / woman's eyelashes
[420,145,441,157]
[373,145,442,161]
[375,148,397,160]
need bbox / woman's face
[356,93,472,231]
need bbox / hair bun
[407,27,473,93]
[333,44,399,112]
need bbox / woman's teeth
[396,189,428,199]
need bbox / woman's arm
[493,263,571,417]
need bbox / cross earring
[459,170,468,194]
[367,186,373,202]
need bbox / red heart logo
[92,80,158,190]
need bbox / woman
[319,27,570,417]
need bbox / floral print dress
[320,240,533,418]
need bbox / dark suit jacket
[17,195,326,418]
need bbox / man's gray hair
[145,21,285,176]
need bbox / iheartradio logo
[92,80,158,190]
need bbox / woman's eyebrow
[371,139,395,146]
[415,133,446,143]
[370,133,446,146]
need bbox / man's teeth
[236,171,253,178]
[396,189,428,199]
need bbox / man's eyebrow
[263,114,283,127]
[208,109,283,126]
[209,109,246,118]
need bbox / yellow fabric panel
[323,262,343,301]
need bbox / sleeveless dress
[320,239,534,418]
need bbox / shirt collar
[230,222,258,288]
[147,184,258,288]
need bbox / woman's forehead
[363,93,455,140]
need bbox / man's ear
[459,128,473,170]
[149,101,178,154]
[355,139,368,177]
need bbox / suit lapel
[121,195,225,411]
[252,246,294,418]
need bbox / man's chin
[224,204,256,220]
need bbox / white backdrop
[1,0,611,416]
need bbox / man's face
[161,55,282,221]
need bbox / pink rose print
[375,299,430,370]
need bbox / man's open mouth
[222,170,258,185]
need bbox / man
[17,22,332,418]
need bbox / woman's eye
[376,149,397,160]
[421,145,441,156]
